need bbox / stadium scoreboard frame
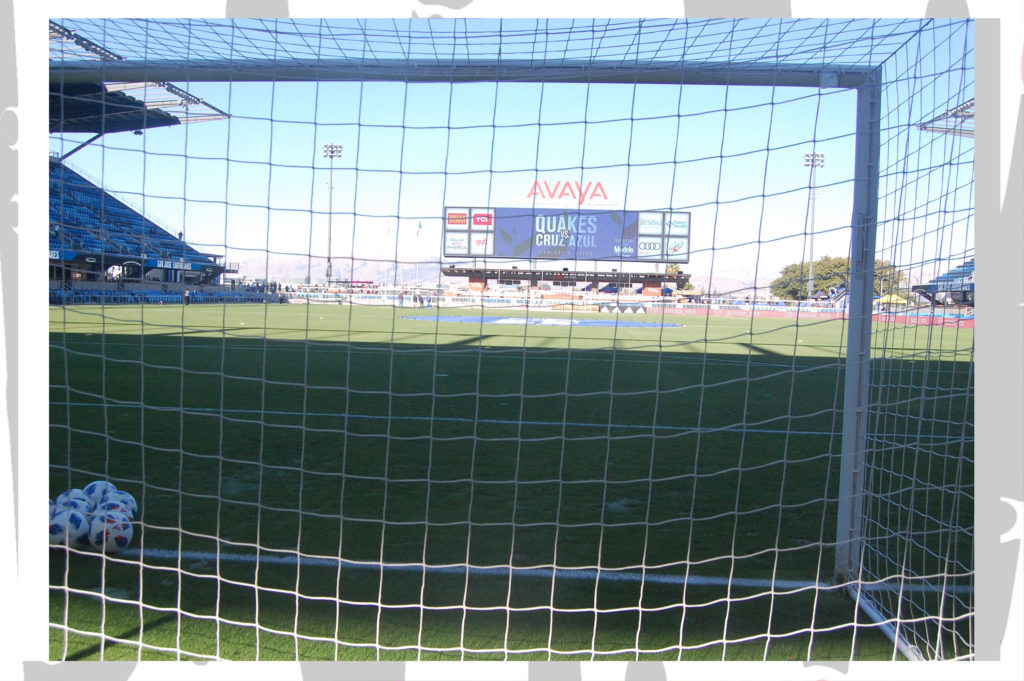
[442,206,691,262]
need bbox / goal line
[105,547,970,597]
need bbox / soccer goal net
[47,17,974,662]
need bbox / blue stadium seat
[50,158,217,271]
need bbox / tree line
[769,255,905,300]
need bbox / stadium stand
[913,258,975,306]
[48,155,268,304]
[49,155,229,287]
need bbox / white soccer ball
[88,510,133,554]
[55,489,93,513]
[83,480,118,506]
[105,490,138,520]
[55,497,92,514]
[49,509,91,548]
[94,499,133,520]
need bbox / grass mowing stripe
[51,400,968,441]
[51,331,837,369]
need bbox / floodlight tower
[803,151,825,299]
[323,142,343,284]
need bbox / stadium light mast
[803,151,825,299]
[323,142,343,284]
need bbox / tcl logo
[472,213,493,226]
[447,212,467,225]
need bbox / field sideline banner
[443,207,690,262]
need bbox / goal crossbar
[50,58,878,90]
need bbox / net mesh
[853,18,974,660]
[47,17,974,661]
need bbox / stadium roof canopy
[49,21,228,138]
[916,99,975,138]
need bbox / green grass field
[48,303,974,661]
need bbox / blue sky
[48,17,974,290]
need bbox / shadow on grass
[63,612,179,662]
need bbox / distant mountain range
[686,274,771,296]
[233,254,446,286]
[236,254,780,294]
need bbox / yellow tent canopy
[878,293,908,304]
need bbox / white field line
[115,546,972,595]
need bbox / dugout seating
[49,287,272,306]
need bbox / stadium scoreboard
[443,207,690,263]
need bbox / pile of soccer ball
[49,480,137,554]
